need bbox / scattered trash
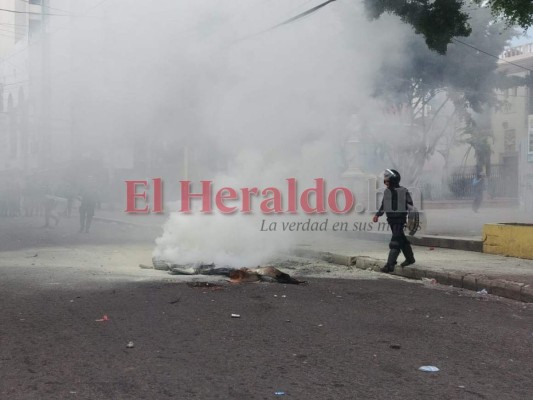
[421,278,437,284]
[458,385,465,389]
[418,366,439,372]
[281,295,287,298]
[318,324,323,327]
[126,341,135,348]
[95,315,109,322]
[274,295,278,298]
[152,258,172,271]
[429,247,435,251]
[390,344,401,350]
[274,391,286,396]
[477,289,488,295]
[157,259,306,284]
[231,314,241,318]
[187,282,224,289]
[285,320,291,323]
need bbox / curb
[347,231,483,252]
[293,248,531,303]
[410,235,483,252]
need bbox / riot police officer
[372,169,416,273]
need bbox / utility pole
[41,0,51,172]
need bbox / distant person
[472,172,485,213]
[79,182,99,233]
[372,169,416,273]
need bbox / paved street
[0,216,532,399]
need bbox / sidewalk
[293,233,533,303]
[94,206,533,303]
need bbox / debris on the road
[151,257,306,285]
[421,278,437,284]
[477,289,488,295]
[95,314,109,322]
[186,282,225,291]
[390,344,401,350]
[231,314,241,318]
[126,341,134,348]
[152,258,173,271]
[228,267,304,284]
[418,366,439,372]
[274,391,286,396]
[429,247,435,250]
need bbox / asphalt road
[1,216,532,399]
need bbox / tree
[478,0,533,29]
[364,0,532,53]
[364,6,520,186]
[459,117,493,176]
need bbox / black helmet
[384,169,401,185]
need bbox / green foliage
[365,0,532,53]
[369,5,520,184]
[364,0,471,53]
[475,0,533,29]
[375,6,518,112]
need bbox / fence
[420,165,518,200]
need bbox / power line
[452,38,533,73]
[0,0,112,69]
[0,7,68,16]
[237,0,337,42]
[0,21,29,28]
[2,79,29,87]
[16,0,70,15]
[268,0,336,30]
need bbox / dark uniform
[374,170,416,273]
[79,188,98,233]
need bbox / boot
[381,248,401,273]
[400,241,415,267]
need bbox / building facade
[491,43,533,211]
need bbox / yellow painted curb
[483,223,533,260]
